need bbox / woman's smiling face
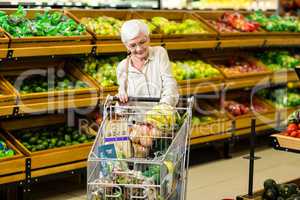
[126,32,150,59]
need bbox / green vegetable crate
[0,8,93,57]
[168,51,224,95]
[0,76,17,116]
[208,56,272,90]
[3,114,96,177]
[132,10,217,42]
[191,101,232,138]
[0,59,98,114]
[0,132,25,185]
[194,11,267,41]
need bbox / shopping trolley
[87,96,194,200]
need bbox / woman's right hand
[117,93,128,103]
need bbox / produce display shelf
[0,9,93,58]
[194,11,267,40]
[0,132,26,185]
[2,115,94,171]
[133,10,217,41]
[0,60,99,114]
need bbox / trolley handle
[111,96,161,102]
[111,96,193,104]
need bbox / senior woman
[117,19,179,107]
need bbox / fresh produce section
[14,125,94,152]
[0,8,298,200]
[0,6,86,37]
[171,60,221,81]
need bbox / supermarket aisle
[31,145,300,200]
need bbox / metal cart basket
[87,96,194,200]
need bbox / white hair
[120,19,149,44]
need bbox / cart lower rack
[87,96,194,200]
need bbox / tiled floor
[31,141,300,200]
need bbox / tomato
[287,123,298,133]
[298,123,300,129]
[290,131,298,137]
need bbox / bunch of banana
[145,104,180,131]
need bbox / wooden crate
[72,60,119,96]
[0,76,17,116]
[208,56,271,89]
[133,10,217,42]
[66,9,132,42]
[0,9,93,57]
[191,102,232,138]
[215,92,277,130]
[168,51,224,95]
[0,132,25,184]
[193,11,267,40]
[0,59,99,113]
[3,114,95,171]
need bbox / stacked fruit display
[208,12,260,32]
[151,17,208,35]
[8,74,88,94]
[192,115,216,125]
[16,125,95,152]
[0,6,85,37]
[262,179,300,199]
[247,11,300,32]
[82,56,123,87]
[80,16,123,36]
[217,57,267,75]
[258,87,300,108]
[171,60,220,81]
[256,51,300,71]
[0,139,15,158]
